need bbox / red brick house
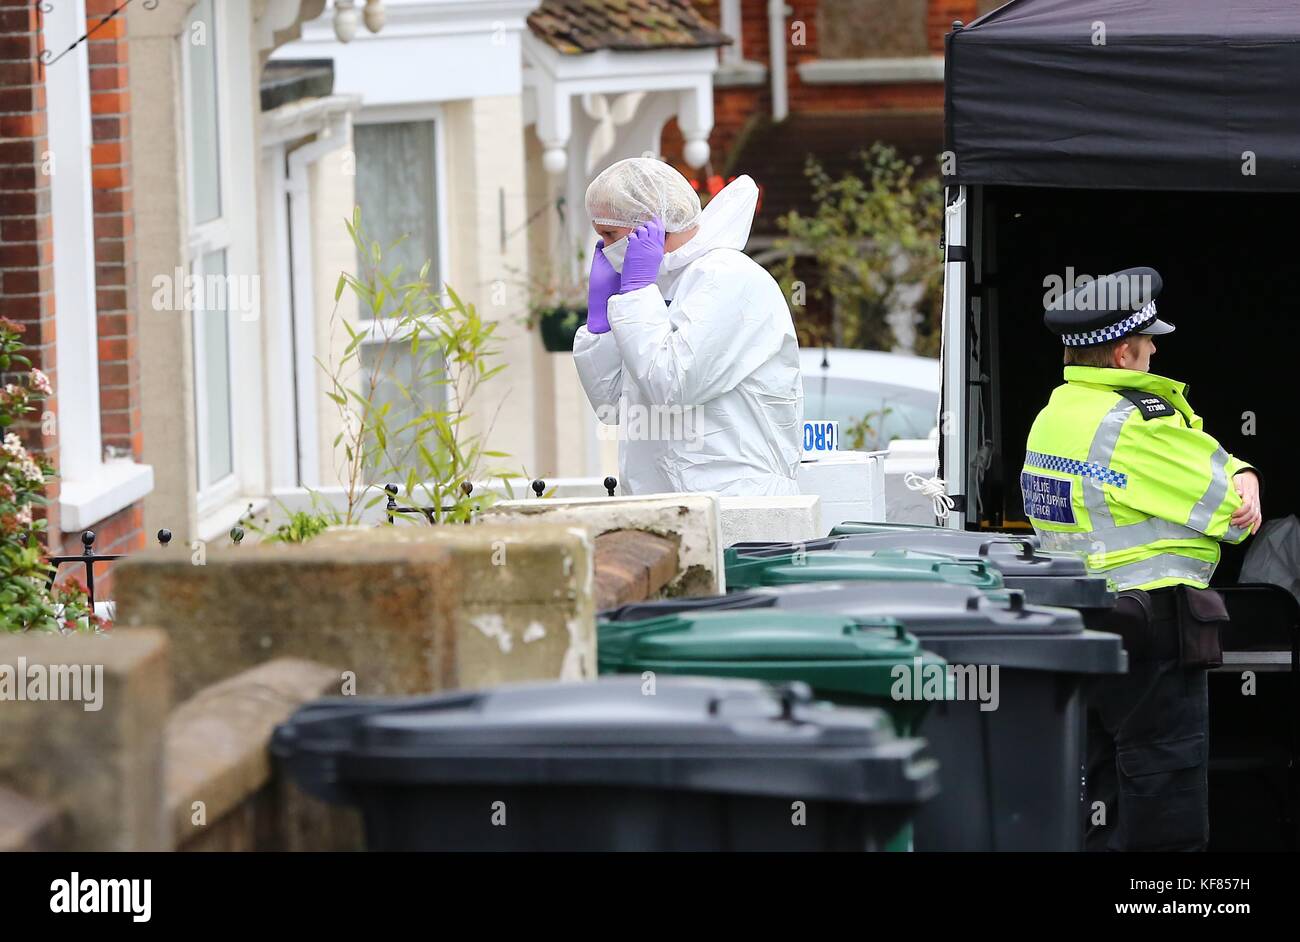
[677,0,1002,236]
[1,0,370,601]
[2,0,149,590]
[656,0,1002,351]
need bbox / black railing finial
[384,483,400,525]
[46,529,124,611]
[603,476,617,497]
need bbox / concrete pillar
[0,629,171,850]
[442,95,543,475]
[128,0,198,541]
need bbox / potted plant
[522,243,589,353]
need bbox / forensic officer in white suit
[573,157,803,497]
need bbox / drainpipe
[768,0,788,121]
[285,110,352,488]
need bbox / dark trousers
[1085,588,1210,851]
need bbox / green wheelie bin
[724,546,1006,593]
[597,609,951,851]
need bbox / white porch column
[676,86,714,168]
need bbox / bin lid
[830,521,950,535]
[271,676,940,805]
[724,547,1004,591]
[599,610,920,662]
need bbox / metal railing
[45,527,173,611]
[383,476,619,525]
[43,476,622,607]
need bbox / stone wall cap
[0,628,169,673]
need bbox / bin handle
[845,619,908,641]
[937,560,991,581]
[776,681,814,721]
[978,537,1037,561]
[709,682,813,721]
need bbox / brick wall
[85,0,144,575]
[928,0,980,53]
[0,0,144,595]
[689,0,973,174]
[0,0,60,542]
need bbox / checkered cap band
[1025,450,1128,488]
[1061,301,1157,347]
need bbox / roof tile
[528,0,730,55]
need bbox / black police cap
[1044,266,1175,347]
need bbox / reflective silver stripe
[1082,398,1136,531]
[1102,553,1216,590]
[1186,446,1231,534]
[1040,517,1209,556]
[1224,523,1249,543]
[1097,515,1205,553]
[1037,529,1095,552]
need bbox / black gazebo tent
[936,0,1300,851]
[938,0,1300,535]
[947,0,1300,192]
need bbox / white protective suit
[573,175,804,496]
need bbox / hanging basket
[536,306,586,352]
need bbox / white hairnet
[585,157,702,233]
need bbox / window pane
[359,339,446,483]
[818,0,927,59]
[195,250,233,486]
[186,0,221,224]
[353,121,439,316]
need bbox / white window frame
[49,0,153,532]
[181,0,263,522]
[352,104,453,406]
[261,97,355,491]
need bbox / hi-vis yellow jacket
[1022,367,1255,591]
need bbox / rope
[905,472,955,522]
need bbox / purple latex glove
[586,239,621,334]
[619,218,665,294]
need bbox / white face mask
[601,237,628,274]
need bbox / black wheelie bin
[271,675,939,852]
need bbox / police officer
[1022,266,1263,851]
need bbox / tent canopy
[947,0,1300,191]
